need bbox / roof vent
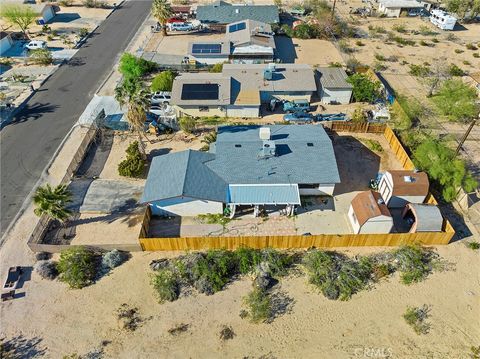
[235,144,242,148]
[403,176,416,183]
[307,142,314,147]
[377,198,384,205]
[259,127,271,140]
[235,8,239,13]
[259,140,276,159]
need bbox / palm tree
[115,77,151,151]
[33,184,72,223]
[151,0,172,36]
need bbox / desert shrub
[471,346,480,359]
[338,39,354,53]
[78,28,89,38]
[347,74,381,103]
[466,43,478,50]
[374,53,386,61]
[118,141,145,178]
[302,250,373,300]
[403,305,430,334]
[35,251,51,261]
[46,34,54,41]
[150,70,175,92]
[168,323,189,336]
[362,139,383,152]
[280,24,294,37]
[419,25,436,36]
[209,62,224,73]
[117,304,142,331]
[179,116,196,134]
[351,107,367,123]
[258,248,292,277]
[473,53,480,58]
[392,245,435,285]
[467,241,480,250]
[431,38,439,43]
[219,325,235,340]
[101,250,129,271]
[151,269,179,302]
[293,23,318,39]
[409,64,431,77]
[83,0,109,8]
[373,61,387,71]
[448,63,465,76]
[35,260,58,280]
[59,0,73,6]
[328,62,343,67]
[345,58,363,74]
[392,23,407,33]
[372,263,391,281]
[463,60,471,66]
[30,49,53,66]
[419,40,432,47]
[454,48,464,54]
[392,35,415,46]
[355,40,364,46]
[196,213,230,227]
[57,247,97,289]
[235,247,262,274]
[191,250,237,294]
[243,288,272,323]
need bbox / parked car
[283,99,310,113]
[283,112,314,123]
[24,40,47,51]
[290,6,306,16]
[151,91,171,105]
[168,22,193,31]
[314,113,347,122]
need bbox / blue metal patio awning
[227,184,301,205]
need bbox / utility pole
[455,115,479,156]
[331,0,337,20]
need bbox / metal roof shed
[402,203,443,232]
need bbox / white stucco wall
[349,205,393,234]
[299,184,335,196]
[190,55,229,65]
[320,87,352,105]
[348,205,361,234]
[174,105,227,118]
[226,105,260,118]
[150,197,223,216]
[378,4,401,17]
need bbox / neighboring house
[316,67,353,105]
[188,19,276,64]
[378,0,424,17]
[30,4,57,24]
[141,125,340,217]
[196,1,279,30]
[0,32,14,56]
[378,170,429,208]
[402,203,443,232]
[171,63,317,118]
[348,191,394,234]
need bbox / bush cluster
[57,247,97,289]
[35,260,58,280]
[403,305,430,334]
[118,141,145,178]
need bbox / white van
[24,40,47,50]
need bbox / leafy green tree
[413,138,477,201]
[151,0,172,36]
[150,70,175,92]
[445,0,480,20]
[431,79,479,122]
[0,4,38,36]
[347,74,381,103]
[294,23,317,39]
[118,53,156,79]
[33,184,72,222]
[57,247,96,289]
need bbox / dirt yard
[1,242,479,358]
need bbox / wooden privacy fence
[138,124,456,251]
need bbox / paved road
[0,0,151,233]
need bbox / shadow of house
[75,130,114,178]
[51,13,81,23]
[332,134,381,195]
[274,36,297,64]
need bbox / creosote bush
[393,245,437,285]
[467,241,480,250]
[403,305,430,334]
[151,268,179,303]
[35,260,59,280]
[100,249,129,275]
[243,287,272,323]
[57,247,97,289]
[179,116,196,134]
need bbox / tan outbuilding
[348,191,393,234]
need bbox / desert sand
[1,241,479,358]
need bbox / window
[199,106,209,112]
[299,184,319,189]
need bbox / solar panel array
[181,84,219,100]
[191,44,222,54]
[229,22,246,33]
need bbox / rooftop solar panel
[181,84,219,100]
[191,43,222,54]
[229,22,246,33]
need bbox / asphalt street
[0,0,152,233]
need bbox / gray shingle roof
[317,68,353,89]
[196,2,279,25]
[206,125,340,185]
[141,150,227,203]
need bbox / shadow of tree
[268,290,295,323]
[1,335,47,358]
[9,103,59,125]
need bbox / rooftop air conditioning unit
[259,127,271,140]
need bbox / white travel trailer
[430,9,456,30]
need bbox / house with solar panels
[188,19,276,64]
[170,63,317,118]
[141,125,340,217]
[196,1,279,31]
